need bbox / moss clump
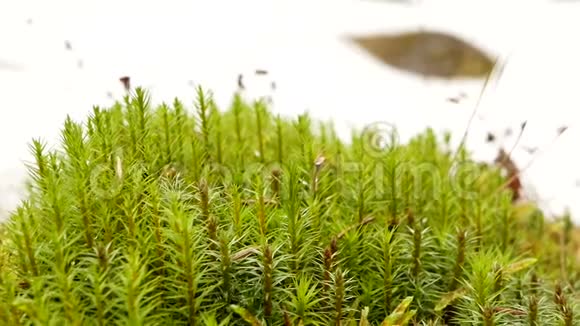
[0,87,578,325]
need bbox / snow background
[2,0,580,222]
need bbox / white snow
[1,0,580,221]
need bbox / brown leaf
[119,76,131,91]
[232,247,260,262]
[435,288,467,312]
[237,74,245,90]
[348,30,494,79]
[486,132,495,143]
[494,148,522,201]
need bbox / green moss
[0,86,578,325]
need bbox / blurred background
[1,0,580,221]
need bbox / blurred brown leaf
[120,76,131,91]
[348,30,495,79]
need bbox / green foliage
[0,86,579,325]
